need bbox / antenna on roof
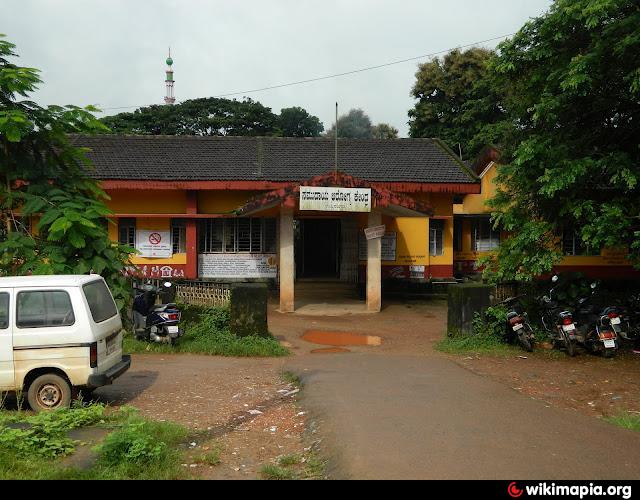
[334,102,338,179]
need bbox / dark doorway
[296,219,340,279]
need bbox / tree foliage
[480,0,640,282]
[0,35,134,310]
[278,106,324,137]
[408,48,506,160]
[371,123,399,139]
[325,108,373,138]
[101,98,325,138]
[325,108,398,139]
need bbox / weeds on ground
[278,454,301,466]
[436,306,519,356]
[124,304,289,357]
[0,403,107,459]
[260,463,297,480]
[0,403,190,480]
[194,443,223,466]
[605,412,640,432]
[281,371,302,388]
[260,450,326,480]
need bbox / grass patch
[435,332,518,356]
[605,412,640,432]
[281,371,302,388]
[124,304,289,357]
[278,454,301,466]
[0,403,191,480]
[260,463,297,480]
[195,445,223,466]
[260,450,326,480]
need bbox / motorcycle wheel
[602,348,616,358]
[517,332,533,352]
[564,335,577,357]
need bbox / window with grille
[199,218,276,253]
[118,218,136,246]
[471,218,500,252]
[429,219,444,256]
[171,219,186,254]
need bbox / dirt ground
[94,354,318,480]
[94,294,640,479]
[268,295,640,422]
[450,349,640,419]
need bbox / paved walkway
[269,298,640,480]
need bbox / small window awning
[235,171,434,217]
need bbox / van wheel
[27,374,72,411]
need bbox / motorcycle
[572,283,618,358]
[619,293,640,351]
[132,281,184,345]
[500,295,535,352]
[539,275,578,356]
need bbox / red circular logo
[148,232,162,245]
[508,482,523,498]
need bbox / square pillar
[185,220,198,279]
[279,205,295,312]
[185,190,198,279]
[367,210,382,312]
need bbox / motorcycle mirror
[163,281,172,288]
[552,275,559,283]
[590,282,597,289]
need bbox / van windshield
[83,280,118,323]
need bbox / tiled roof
[70,135,478,184]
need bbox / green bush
[472,305,508,338]
[0,403,106,459]
[99,422,167,465]
[124,303,288,357]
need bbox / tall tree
[0,35,133,310]
[102,98,325,138]
[408,48,506,160]
[278,106,324,137]
[371,123,399,139]
[325,108,373,138]
[480,0,640,281]
[101,97,280,136]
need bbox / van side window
[17,291,75,328]
[0,293,8,329]
[83,280,118,323]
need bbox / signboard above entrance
[299,186,371,212]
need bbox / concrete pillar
[279,205,295,312]
[367,210,382,312]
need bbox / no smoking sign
[148,232,162,245]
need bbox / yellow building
[74,135,479,312]
[453,161,638,279]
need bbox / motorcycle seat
[152,303,177,312]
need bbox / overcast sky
[5,0,552,137]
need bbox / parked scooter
[500,295,536,352]
[132,281,184,345]
[539,275,578,356]
[572,282,618,358]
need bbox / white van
[0,275,131,411]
